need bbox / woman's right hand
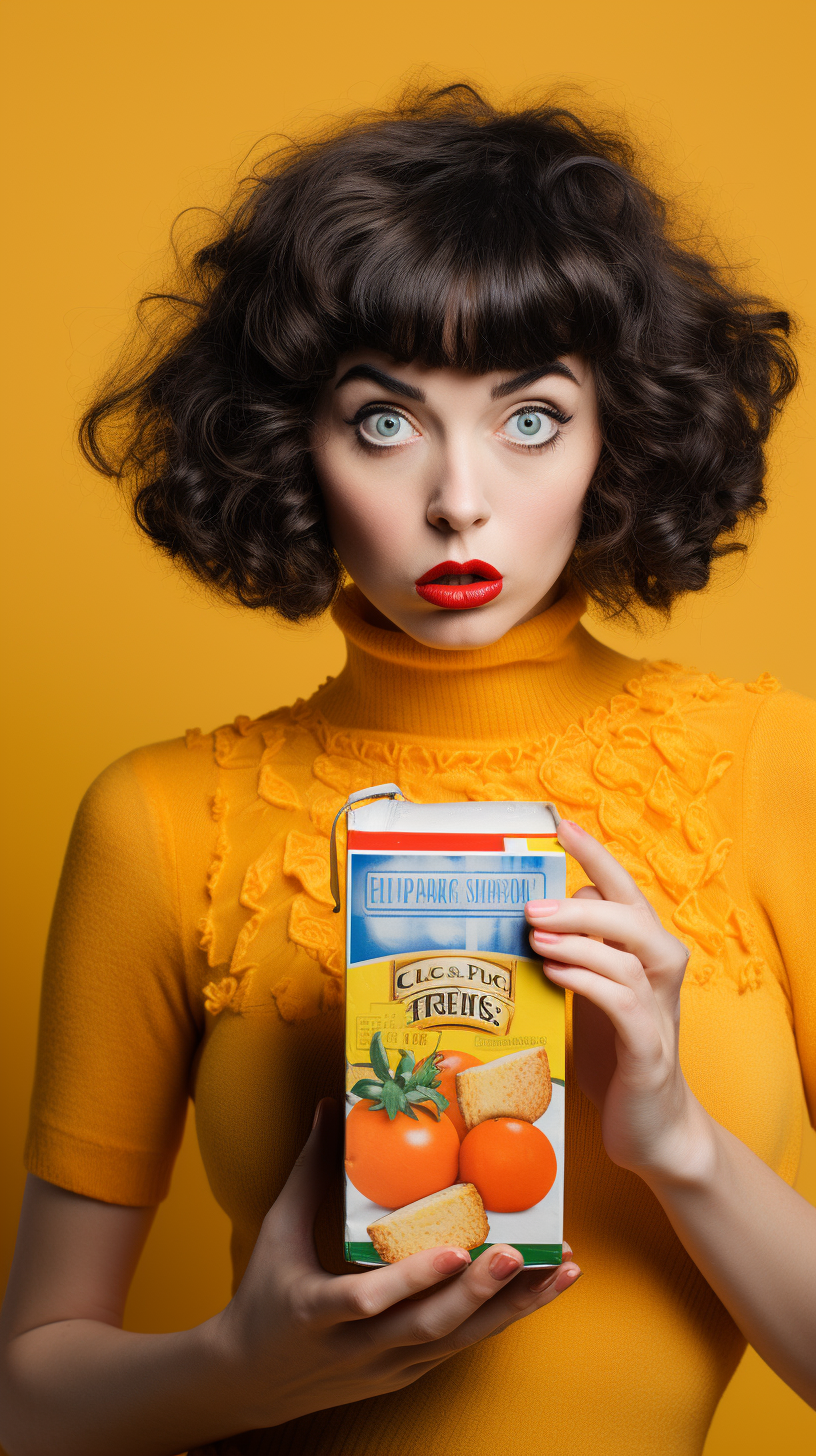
[213,1099,581,1431]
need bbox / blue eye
[502,409,558,444]
[359,410,418,446]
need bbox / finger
[553,820,647,907]
[540,959,662,1057]
[399,1262,583,1370]
[526,898,673,966]
[372,1243,527,1349]
[310,1245,474,1327]
[264,1098,340,1265]
[530,931,651,998]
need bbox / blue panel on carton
[348,854,555,964]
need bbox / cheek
[538,434,600,533]
[505,463,589,543]
[318,468,412,579]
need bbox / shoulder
[627,661,812,757]
[81,703,323,829]
[740,682,815,762]
[75,732,219,859]
[623,663,813,873]
[77,707,330,923]
[583,660,812,842]
[739,684,815,851]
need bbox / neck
[311,584,640,744]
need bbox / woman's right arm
[0,1100,582,1456]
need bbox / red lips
[415,559,503,610]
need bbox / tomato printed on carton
[334,791,565,1268]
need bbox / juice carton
[332,788,566,1268]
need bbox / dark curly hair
[79,83,798,621]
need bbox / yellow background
[1,1,814,1450]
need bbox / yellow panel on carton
[345,954,565,1080]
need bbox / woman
[0,84,813,1456]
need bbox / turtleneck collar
[310,583,641,744]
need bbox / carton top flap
[348,798,559,834]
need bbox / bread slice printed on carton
[456,1047,552,1131]
[367,1184,489,1263]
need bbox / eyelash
[344,401,573,453]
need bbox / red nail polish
[433,1249,470,1275]
[490,1252,522,1281]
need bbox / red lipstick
[415,559,503,610]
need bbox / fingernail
[489,1252,523,1281]
[527,900,559,916]
[433,1248,471,1275]
[533,930,560,945]
[561,1266,582,1284]
[558,819,586,836]
[562,1242,573,1257]
[311,1100,324,1131]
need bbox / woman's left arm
[526,818,816,1409]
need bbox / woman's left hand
[526,817,708,1181]
[527,818,816,1409]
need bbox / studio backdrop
[2,2,814,1452]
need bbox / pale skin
[1,353,814,1455]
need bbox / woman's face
[311,351,602,648]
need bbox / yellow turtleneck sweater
[25,585,814,1456]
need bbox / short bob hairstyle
[80,84,798,621]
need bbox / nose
[425,444,491,534]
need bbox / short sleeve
[744,689,816,1126]
[24,749,202,1205]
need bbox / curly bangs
[79,83,798,621]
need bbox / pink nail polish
[489,1252,523,1281]
[433,1248,470,1275]
[527,900,559,916]
[534,930,560,944]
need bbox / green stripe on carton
[345,1241,563,1267]
[345,1242,388,1265]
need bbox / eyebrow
[333,360,579,403]
[334,364,425,401]
[491,363,579,397]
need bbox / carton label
[364,870,547,912]
[344,835,567,1269]
[393,954,515,1033]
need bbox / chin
[398,605,520,651]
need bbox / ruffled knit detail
[196,663,780,1021]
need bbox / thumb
[265,1097,340,1254]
